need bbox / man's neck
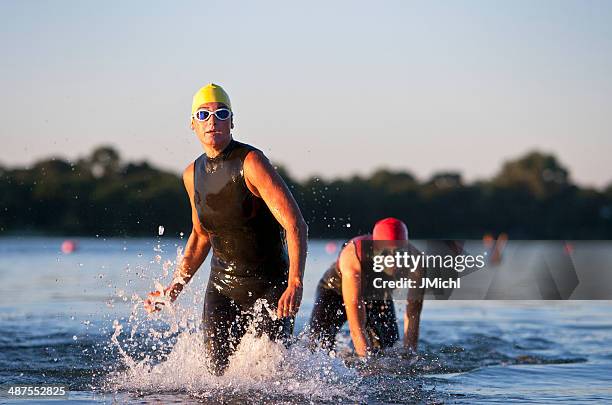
[202,136,232,158]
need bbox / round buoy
[325,242,337,255]
[61,240,77,254]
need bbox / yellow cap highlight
[191,83,232,114]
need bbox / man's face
[191,101,233,149]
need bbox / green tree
[493,151,571,198]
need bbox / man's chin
[203,133,230,146]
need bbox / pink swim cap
[372,217,408,241]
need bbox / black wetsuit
[308,239,399,353]
[194,139,292,375]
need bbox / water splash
[98,239,361,401]
[105,310,360,402]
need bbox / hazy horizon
[2,1,611,188]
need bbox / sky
[1,0,611,188]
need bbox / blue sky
[1,0,611,187]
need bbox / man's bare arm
[144,163,211,312]
[339,242,371,357]
[402,241,465,348]
[404,268,424,350]
[402,243,425,350]
[244,150,308,318]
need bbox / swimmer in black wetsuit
[309,218,425,357]
[144,83,307,375]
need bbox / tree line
[1,146,611,239]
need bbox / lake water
[1,237,611,404]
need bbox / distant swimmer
[483,232,507,266]
[144,83,308,375]
[309,218,425,357]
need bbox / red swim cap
[372,217,408,241]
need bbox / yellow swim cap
[191,83,232,114]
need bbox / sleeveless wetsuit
[308,236,399,353]
[194,139,292,375]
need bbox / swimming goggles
[192,108,232,121]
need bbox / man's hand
[144,290,166,313]
[277,280,303,318]
[144,281,186,313]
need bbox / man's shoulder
[182,162,195,181]
[350,235,371,244]
[182,163,196,197]
[344,235,371,254]
[242,146,272,177]
[339,237,368,272]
